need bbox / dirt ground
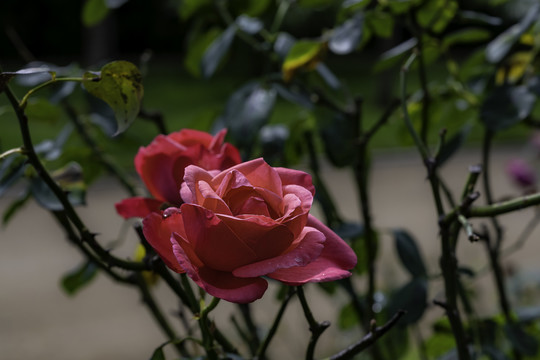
[2,145,540,360]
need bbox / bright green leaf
[83,61,143,135]
[61,261,99,296]
[442,28,492,50]
[416,0,458,33]
[82,0,109,27]
[282,40,325,82]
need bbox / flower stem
[297,286,330,360]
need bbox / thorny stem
[297,286,331,360]
[401,53,470,360]
[62,101,138,196]
[480,130,519,359]
[5,83,147,272]
[198,296,221,360]
[257,287,296,360]
[328,310,406,360]
[134,272,187,357]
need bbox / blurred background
[2,0,540,359]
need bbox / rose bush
[143,158,357,303]
[115,129,241,219]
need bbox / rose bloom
[143,158,357,303]
[116,129,241,219]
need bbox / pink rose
[115,129,241,219]
[143,158,357,303]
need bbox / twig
[297,286,331,360]
[328,310,406,360]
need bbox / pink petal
[268,215,357,285]
[142,211,186,273]
[168,129,214,148]
[181,204,258,272]
[171,234,268,303]
[135,152,182,204]
[208,128,228,152]
[275,167,315,196]
[217,214,295,259]
[197,180,232,215]
[233,226,325,278]
[212,159,283,198]
[115,197,163,219]
[182,165,215,204]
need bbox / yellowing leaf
[495,52,533,85]
[282,40,326,82]
[134,244,159,286]
[83,61,143,135]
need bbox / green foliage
[82,0,109,27]
[83,61,144,135]
[61,261,99,296]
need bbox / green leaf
[25,98,62,123]
[0,155,27,197]
[221,82,277,151]
[235,15,263,34]
[178,0,212,20]
[201,25,236,79]
[149,347,165,360]
[425,324,456,359]
[351,229,379,275]
[366,9,395,38]
[504,323,539,356]
[459,11,502,26]
[30,177,64,211]
[480,85,536,132]
[386,0,421,14]
[485,3,540,63]
[329,13,364,55]
[259,124,289,164]
[52,162,87,207]
[184,27,222,78]
[375,38,418,71]
[82,0,109,27]
[272,83,314,109]
[338,302,357,329]
[394,229,427,278]
[282,40,325,82]
[0,67,53,94]
[387,279,428,326]
[318,110,357,167]
[61,261,99,296]
[2,189,30,226]
[442,28,492,50]
[416,0,458,33]
[83,61,143,135]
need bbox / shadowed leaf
[61,261,99,296]
[83,61,143,135]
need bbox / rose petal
[212,158,283,197]
[181,204,258,271]
[136,152,182,204]
[217,214,295,259]
[168,129,214,148]
[115,197,163,219]
[233,226,325,278]
[197,180,232,215]
[182,165,215,204]
[142,211,186,273]
[268,215,357,285]
[171,234,268,303]
[276,167,315,196]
